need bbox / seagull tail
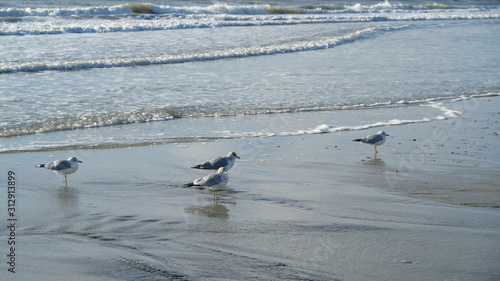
[352,139,362,142]
[182,183,201,188]
[36,164,46,168]
[191,165,202,169]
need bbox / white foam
[1,3,499,36]
[298,118,433,136]
[1,2,496,18]
[291,99,467,136]
[0,26,400,73]
[426,102,461,118]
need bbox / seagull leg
[374,145,378,154]
[64,175,68,186]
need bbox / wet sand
[1,96,499,280]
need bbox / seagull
[183,167,229,200]
[191,152,240,171]
[353,131,389,154]
[36,156,82,185]
[184,167,229,189]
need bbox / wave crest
[0,1,495,18]
[0,26,401,74]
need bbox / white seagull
[353,131,389,153]
[191,152,240,171]
[37,156,82,185]
[183,167,229,199]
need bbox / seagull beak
[78,160,83,163]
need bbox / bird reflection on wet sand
[185,204,229,219]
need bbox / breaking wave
[1,2,499,36]
[2,92,497,139]
[0,26,403,74]
[0,2,492,18]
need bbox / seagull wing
[192,160,214,169]
[47,160,72,171]
[362,134,384,145]
[210,157,230,169]
[194,173,228,188]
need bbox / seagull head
[228,152,240,159]
[377,131,389,136]
[68,157,83,163]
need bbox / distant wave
[1,2,499,36]
[0,26,402,74]
[0,2,490,18]
[2,13,499,36]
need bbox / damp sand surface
[1,97,499,280]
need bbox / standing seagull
[353,131,389,154]
[183,167,229,200]
[37,156,82,185]
[191,152,240,171]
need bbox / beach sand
[1,96,499,280]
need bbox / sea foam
[0,26,402,74]
[1,3,498,36]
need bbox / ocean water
[1,0,499,152]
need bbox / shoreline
[2,96,499,208]
[2,92,498,155]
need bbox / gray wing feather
[197,161,214,169]
[194,173,228,187]
[210,157,230,169]
[202,174,224,187]
[364,134,383,144]
[48,160,72,171]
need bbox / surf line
[6,170,16,273]
[0,26,400,74]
